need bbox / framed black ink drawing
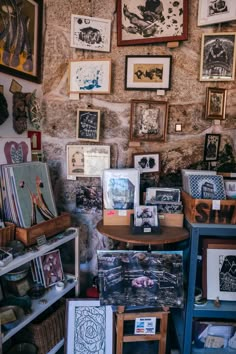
[205,87,227,120]
[76,109,100,142]
[0,0,43,83]
[69,59,111,94]
[133,152,160,174]
[198,0,236,27]
[70,15,111,52]
[125,55,172,90]
[117,0,188,46]
[204,134,221,162]
[200,32,236,81]
[130,100,168,142]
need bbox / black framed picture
[0,0,43,83]
[203,134,221,162]
[76,109,101,142]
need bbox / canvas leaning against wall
[97,250,184,307]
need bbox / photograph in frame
[200,32,236,81]
[117,0,188,46]
[67,144,110,178]
[76,109,101,142]
[70,14,111,52]
[0,0,43,83]
[198,0,236,27]
[65,299,113,354]
[133,153,160,174]
[204,133,221,162]
[205,87,227,120]
[130,100,168,142]
[69,59,111,94]
[125,56,172,90]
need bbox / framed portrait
[130,100,168,142]
[70,14,111,52]
[69,59,111,95]
[198,0,236,27]
[133,152,160,174]
[117,0,188,46]
[204,133,221,162]
[205,87,227,120]
[0,0,43,83]
[66,144,110,178]
[202,238,236,299]
[65,299,114,354]
[76,109,101,142]
[200,32,236,82]
[125,55,172,90]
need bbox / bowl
[7,342,38,354]
[3,263,30,282]
[0,305,25,330]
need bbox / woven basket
[0,222,15,247]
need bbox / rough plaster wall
[41,0,236,290]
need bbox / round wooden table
[97,220,189,247]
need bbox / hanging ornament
[26,90,42,130]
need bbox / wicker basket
[0,222,15,247]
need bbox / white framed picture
[133,152,160,174]
[198,0,236,27]
[70,14,111,52]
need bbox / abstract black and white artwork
[70,15,111,52]
[65,300,113,354]
[207,248,236,301]
[133,153,160,174]
[198,0,236,27]
[187,175,226,200]
[97,250,184,307]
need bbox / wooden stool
[116,306,169,354]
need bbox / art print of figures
[204,134,221,162]
[69,59,111,94]
[208,0,229,16]
[70,15,111,52]
[0,137,31,164]
[198,0,236,26]
[134,206,158,227]
[200,33,236,81]
[117,0,187,45]
[97,251,184,307]
[65,300,113,354]
[77,109,100,142]
[0,0,43,83]
[76,186,103,213]
[206,87,227,119]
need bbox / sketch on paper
[133,64,163,83]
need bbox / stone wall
[41,0,236,290]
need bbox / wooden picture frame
[130,100,168,142]
[65,299,114,354]
[198,0,236,27]
[125,55,172,91]
[69,59,111,95]
[200,32,236,82]
[133,152,160,174]
[0,0,43,83]
[76,109,101,142]
[202,238,236,300]
[205,87,227,120]
[117,0,188,46]
[70,14,111,52]
[66,144,110,178]
[203,134,221,162]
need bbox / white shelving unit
[1,227,80,353]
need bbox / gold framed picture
[205,87,227,120]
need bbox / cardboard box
[103,209,134,226]
[182,190,236,224]
[159,213,184,227]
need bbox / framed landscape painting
[198,0,236,27]
[117,0,188,45]
[0,0,43,83]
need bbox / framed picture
[134,205,158,227]
[200,32,236,82]
[130,100,168,142]
[117,0,188,46]
[39,249,64,288]
[224,179,236,199]
[67,144,110,178]
[202,238,236,299]
[125,55,172,90]
[205,87,227,120]
[9,79,22,94]
[133,152,160,174]
[76,109,100,142]
[0,137,32,164]
[70,14,111,52]
[27,130,42,151]
[0,0,43,83]
[69,59,111,95]
[76,186,103,213]
[65,299,113,354]
[198,0,236,27]
[204,134,221,162]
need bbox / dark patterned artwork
[76,186,102,213]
